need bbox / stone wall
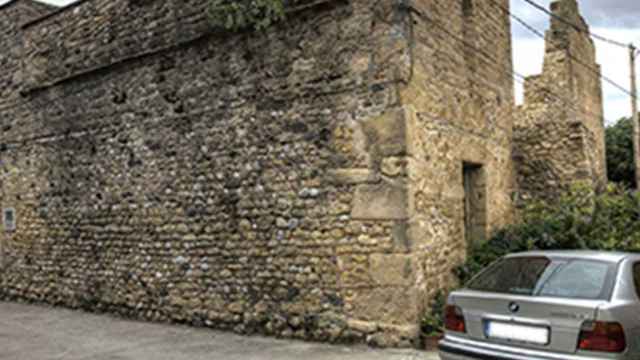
[0,0,55,101]
[403,0,516,307]
[514,0,607,200]
[514,121,599,201]
[20,0,210,92]
[0,0,606,349]
[0,0,59,263]
[0,0,425,347]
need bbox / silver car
[439,251,640,360]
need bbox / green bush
[208,0,293,31]
[421,291,446,337]
[458,182,640,284]
[423,183,640,336]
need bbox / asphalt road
[0,302,438,360]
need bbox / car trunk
[450,256,620,354]
[452,290,605,354]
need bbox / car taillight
[444,305,466,333]
[578,321,626,353]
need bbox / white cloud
[512,37,545,105]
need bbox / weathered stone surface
[0,0,607,350]
[0,0,419,348]
[402,0,518,310]
[352,181,408,220]
[0,0,53,101]
[361,109,407,160]
[346,286,419,326]
[347,319,378,334]
[514,0,607,201]
[327,169,377,185]
[369,254,414,287]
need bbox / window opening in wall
[3,208,16,232]
[463,162,486,246]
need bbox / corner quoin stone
[351,181,408,220]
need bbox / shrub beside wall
[208,0,293,31]
[458,182,640,283]
[421,183,640,337]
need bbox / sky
[2,0,639,124]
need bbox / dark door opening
[463,162,487,246]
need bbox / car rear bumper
[439,335,621,360]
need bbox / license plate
[485,321,549,345]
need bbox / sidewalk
[0,302,439,360]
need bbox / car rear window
[467,257,617,300]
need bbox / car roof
[505,250,640,263]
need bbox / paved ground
[0,302,439,360]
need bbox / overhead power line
[520,0,629,49]
[492,0,635,98]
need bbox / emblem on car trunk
[508,302,520,313]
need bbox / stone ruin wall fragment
[514,0,607,202]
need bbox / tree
[457,183,640,284]
[606,117,635,189]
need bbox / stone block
[351,180,408,220]
[327,168,378,185]
[391,221,410,252]
[361,108,407,159]
[347,319,378,334]
[346,286,419,326]
[337,255,371,287]
[369,254,414,287]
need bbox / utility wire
[520,0,629,49]
[491,0,634,98]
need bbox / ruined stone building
[514,0,607,200]
[0,0,605,347]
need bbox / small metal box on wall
[3,208,16,232]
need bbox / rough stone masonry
[514,0,607,201]
[0,0,605,347]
